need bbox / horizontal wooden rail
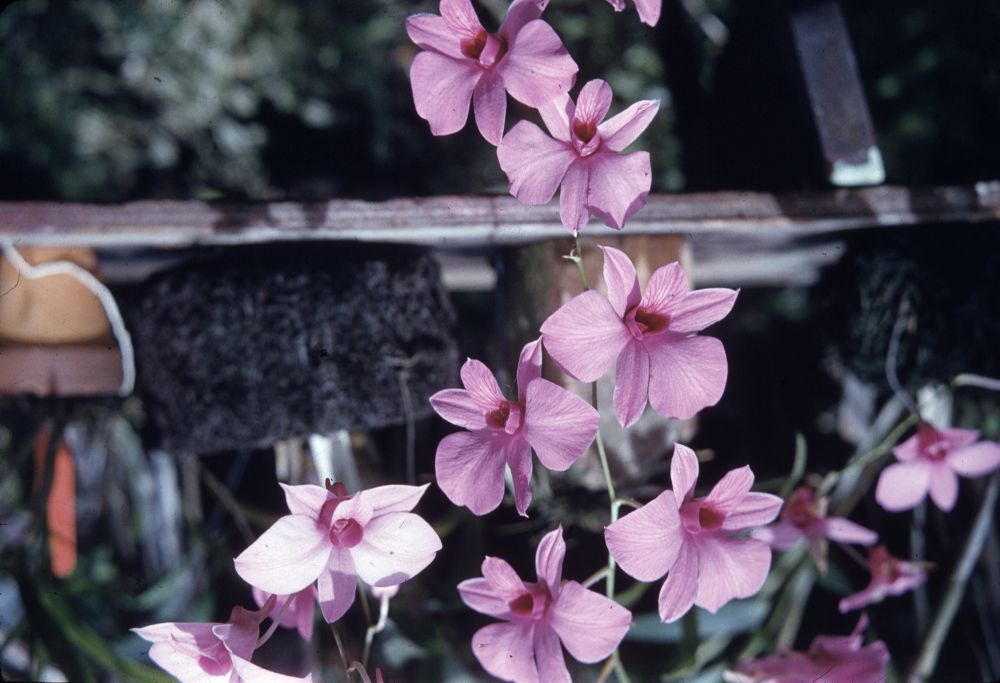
[0,183,998,249]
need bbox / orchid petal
[927,463,959,511]
[535,527,565,595]
[574,80,613,126]
[559,160,590,232]
[822,518,879,546]
[435,431,509,515]
[461,358,506,409]
[533,625,571,683]
[640,262,689,315]
[143,641,231,683]
[405,14,465,60]
[473,70,507,145]
[439,0,484,36]
[352,512,442,587]
[647,334,728,420]
[498,121,576,205]
[669,288,739,334]
[658,540,698,622]
[540,290,631,382]
[550,581,631,662]
[234,515,331,595]
[949,441,1000,477]
[633,0,662,25]
[614,340,650,428]
[605,489,681,581]
[508,438,534,516]
[599,100,659,152]
[585,151,651,229]
[721,492,783,531]
[693,536,771,613]
[516,337,543,402]
[599,246,641,317]
[670,443,700,501]
[362,483,430,516]
[231,656,313,683]
[524,378,598,471]
[317,551,358,623]
[409,51,479,137]
[704,466,754,514]
[458,577,512,618]
[430,389,487,430]
[501,20,577,107]
[280,483,329,517]
[538,93,573,141]
[498,0,547,40]
[875,460,930,512]
[482,556,528,600]
[751,521,804,550]
[471,622,538,683]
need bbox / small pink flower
[234,482,441,623]
[251,586,316,641]
[753,485,877,570]
[875,421,1000,512]
[497,79,659,233]
[458,527,631,682]
[724,615,889,683]
[406,0,577,145]
[839,545,929,613]
[430,338,599,516]
[133,598,312,682]
[540,246,737,427]
[605,443,782,622]
[603,0,662,26]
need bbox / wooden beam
[1,183,998,249]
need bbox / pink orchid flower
[251,586,316,641]
[406,0,577,145]
[839,545,929,613]
[875,421,1000,512]
[430,338,599,516]
[234,482,441,624]
[724,615,889,683]
[458,526,631,682]
[604,0,662,26]
[133,598,312,682]
[605,443,782,623]
[752,485,877,571]
[540,246,737,427]
[497,79,659,233]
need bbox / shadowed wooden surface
[1,183,998,248]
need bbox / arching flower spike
[406,0,577,145]
[498,79,659,233]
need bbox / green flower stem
[256,595,295,648]
[908,473,1000,683]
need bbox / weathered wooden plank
[1,183,998,248]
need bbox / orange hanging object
[33,427,77,578]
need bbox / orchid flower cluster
[131,1,1000,681]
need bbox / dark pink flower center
[329,518,364,548]
[571,117,602,157]
[681,499,726,533]
[486,399,524,434]
[573,120,597,144]
[507,583,553,621]
[785,488,823,530]
[625,306,671,340]
[197,642,232,676]
[461,30,507,67]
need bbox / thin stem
[613,496,642,511]
[257,595,295,648]
[330,623,350,670]
[583,566,610,589]
[362,591,393,669]
[357,583,373,628]
[572,235,590,290]
[197,461,255,545]
[953,373,1000,393]
[820,413,918,497]
[908,473,1000,683]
